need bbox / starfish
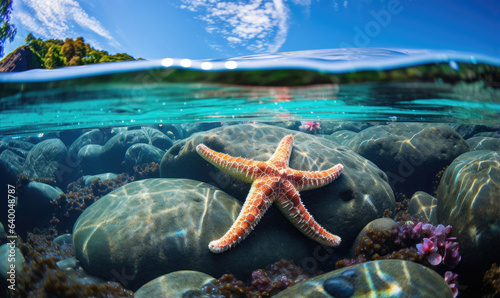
[196,134,344,253]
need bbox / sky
[3,0,499,60]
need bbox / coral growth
[482,263,500,298]
[50,173,134,235]
[336,225,424,268]
[445,271,459,298]
[413,222,461,269]
[30,162,159,237]
[204,274,246,297]
[16,232,133,297]
[394,195,410,210]
[337,211,461,271]
[203,259,310,297]
[18,231,74,262]
[132,162,159,179]
[248,259,310,296]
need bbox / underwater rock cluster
[327,123,470,196]
[1,121,499,297]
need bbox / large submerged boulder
[73,179,239,290]
[160,124,395,248]
[340,123,469,196]
[22,138,69,184]
[437,150,500,289]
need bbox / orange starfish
[196,134,344,253]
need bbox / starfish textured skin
[196,134,344,253]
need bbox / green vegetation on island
[23,34,136,69]
[0,33,138,72]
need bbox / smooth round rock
[73,178,240,290]
[158,123,184,140]
[160,124,395,248]
[0,149,25,185]
[323,130,358,145]
[466,136,500,151]
[124,143,164,171]
[454,124,499,140]
[23,138,69,184]
[437,150,500,288]
[57,257,110,286]
[78,144,103,175]
[275,260,453,297]
[321,122,373,134]
[141,127,174,150]
[68,129,106,157]
[349,218,396,257]
[100,130,150,172]
[53,234,73,246]
[16,182,62,235]
[134,271,214,298]
[408,191,438,224]
[323,277,355,298]
[83,173,119,186]
[179,123,222,138]
[344,123,469,196]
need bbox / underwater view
[1,1,500,298]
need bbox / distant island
[0,34,139,72]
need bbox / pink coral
[444,271,459,297]
[414,223,461,269]
[416,238,441,265]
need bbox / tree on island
[0,0,16,57]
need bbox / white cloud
[291,0,311,5]
[180,0,289,54]
[12,0,118,48]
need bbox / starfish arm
[276,180,341,247]
[288,164,344,191]
[268,134,293,168]
[196,144,265,183]
[208,177,277,253]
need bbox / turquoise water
[1,48,499,135]
[1,48,500,297]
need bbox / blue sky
[4,0,499,60]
